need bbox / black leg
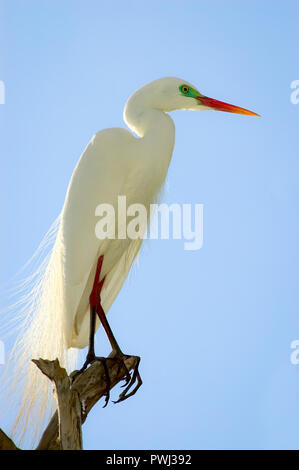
[74,306,111,407]
[96,303,142,402]
[74,254,142,405]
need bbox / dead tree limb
[32,358,83,450]
[35,355,139,450]
[0,428,19,450]
[0,354,139,450]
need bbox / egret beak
[197,95,259,116]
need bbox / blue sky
[0,0,299,450]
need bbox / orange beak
[197,95,259,116]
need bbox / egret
[3,77,258,443]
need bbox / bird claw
[112,353,132,385]
[113,355,142,404]
[72,354,111,407]
[74,352,142,408]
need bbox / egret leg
[95,302,142,403]
[74,306,111,407]
[72,256,111,406]
[90,255,142,402]
[76,255,142,405]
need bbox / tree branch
[34,355,139,450]
[32,358,83,450]
[0,428,19,450]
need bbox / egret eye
[181,85,189,94]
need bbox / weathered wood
[35,355,139,450]
[32,358,83,450]
[0,428,19,450]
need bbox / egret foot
[112,354,142,403]
[95,302,143,403]
[73,352,111,407]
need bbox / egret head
[129,77,259,116]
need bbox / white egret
[3,77,258,443]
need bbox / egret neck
[124,92,175,184]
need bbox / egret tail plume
[0,216,78,447]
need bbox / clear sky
[0,0,299,450]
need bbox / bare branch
[35,355,139,450]
[32,358,82,450]
[0,428,19,450]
